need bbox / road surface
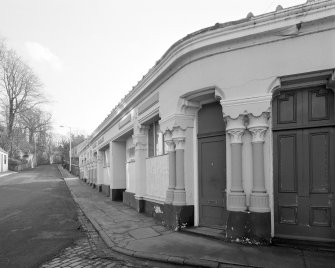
[0,165,83,268]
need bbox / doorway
[198,102,228,228]
[273,86,335,241]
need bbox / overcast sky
[0,0,306,137]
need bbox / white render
[145,154,169,202]
[78,0,335,237]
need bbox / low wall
[8,163,30,172]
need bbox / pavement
[41,202,164,268]
[59,166,335,268]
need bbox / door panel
[199,135,227,228]
[277,132,299,192]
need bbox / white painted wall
[145,154,169,201]
[126,161,135,193]
[102,147,111,185]
[159,30,335,120]
[111,141,127,189]
[155,28,334,231]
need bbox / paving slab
[129,227,160,239]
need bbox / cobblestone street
[40,208,166,268]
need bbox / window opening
[148,121,165,157]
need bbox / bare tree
[0,45,46,156]
[19,107,52,144]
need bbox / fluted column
[164,130,176,204]
[84,162,87,180]
[248,112,270,212]
[133,124,149,202]
[172,127,186,206]
[92,161,95,183]
[90,162,93,183]
[226,115,247,211]
[93,158,97,185]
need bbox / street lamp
[60,125,72,173]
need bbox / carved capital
[247,112,269,143]
[173,137,185,150]
[225,114,246,144]
[227,128,245,144]
[172,127,186,150]
[165,140,175,152]
[249,127,267,143]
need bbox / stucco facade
[79,0,335,243]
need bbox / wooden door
[273,86,335,241]
[199,135,228,227]
[197,102,227,228]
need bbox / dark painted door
[198,102,227,228]
[199,135,227,227]
[273,86,335,241]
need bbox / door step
[271,237,335,252]
[182,226,227,241]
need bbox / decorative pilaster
[164,130,176,204]
[172,127,186,206]
[248,112,270,213]
[93,158,97,185]
[96,151,103,185]
[133,124,149,212]
[226,115,247,211]
[88,162,92,183]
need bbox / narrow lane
[0,165,84,268]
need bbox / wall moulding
[221,94,272,119]
[225,114,247,131]
[159,114,196,134]
[138,105,160,125]
[118,113,132,129]
[247,112,270,129]
[178,99,201,116]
